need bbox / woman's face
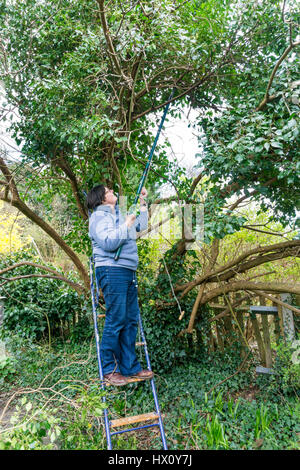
[104,187,117,206]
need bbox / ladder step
[135,342,145,346]
[126,376,151,384]
[98,314,106,318]
[110,412,159,428]
[104,375,152,387]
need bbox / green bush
[0,389,107,450]
[137,242,209,372]
[1,334,299,450]
[265,339,300,397]
[0,250,86,341]
[0,397,61,450]
[0,355,17,385]
[137,241,242,373]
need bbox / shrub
[269,339,300,397]
[0,250,86,341]
[0,355,17,385]
[137,242,209,372]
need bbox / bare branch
[188,170,206,197]
[0,155,20,200]
[249,290,300,316]
[175,239,300,295]
[256,37,300,111]
[0,273,85,294]
[53,153,88,220]
[0,171,90,288]
[208,295,251,323]
[243,225,292,239]
[200,280,300,305]
[96,0,132,89]
[0,261,65,277]
[136,211,175,239]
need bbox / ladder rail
[138,313,168,450]
[89,257,112,450]
[89,256,168,450]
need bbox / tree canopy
[0,0,299,300]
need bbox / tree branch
[208,294,251,323]
[0,158,90,289]
[0,155,20,200]
[175,239,300,295]
[136,211,176,239]
[200,281,300,305]
[0,261,65,277]
[132,65,223,121]
[249,290,300,316]
[0,262,85,294]
[256,37,300,111]
[96,0,132,89]
[0,273,85,294]
[53,153,88,220]
[13,199,89,289]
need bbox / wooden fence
[208,292,299,369]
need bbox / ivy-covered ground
[0,336,299,450]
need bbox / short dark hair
[86,184,106,211]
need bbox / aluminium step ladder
[89,256,168,450]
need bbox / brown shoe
[132,369,154,380]
[104,372,128,386]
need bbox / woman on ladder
[86,185,154,386]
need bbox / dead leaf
[254,438,264,448]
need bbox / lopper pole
[114,90,174,261]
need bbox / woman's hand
[140,187,148,207]
[125,213,136,228]
[140,187,148,198]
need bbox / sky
[161,107,201,173]
[0,83,202,178]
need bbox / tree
[0,0,299,328]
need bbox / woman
[87,184,154,386]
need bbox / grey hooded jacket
[88,204,148,271]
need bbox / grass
[0,336,299,450]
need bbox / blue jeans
[95,266,142,376]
